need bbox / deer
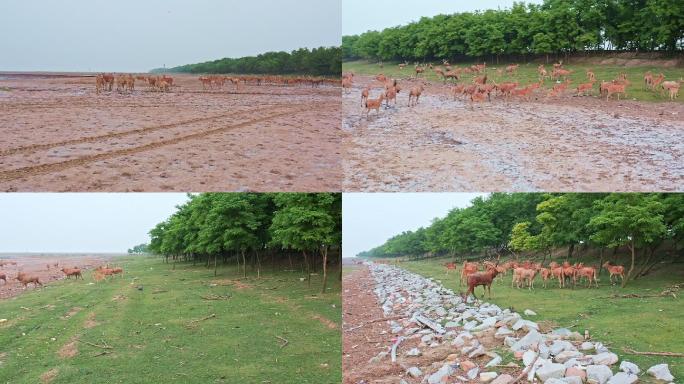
[0,272,6,284]
[575,263,599,288]
[408,83,424,107]
[602,262,625,284]
[576,81,595,96]
[364,93,385,118]
[460,261,479,286]
[61,268,83,280]
[444,262,457,275]
[16,272,42,288]
[661,80,681,100]
[464,265,499,299]
[361,87,370,106]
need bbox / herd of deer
[0,260,124,290]
[95,73,174,94]
[447,259,626,298]
[346,60,682,117]
[201,75,336,91]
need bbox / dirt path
[343,76,684,192]
[0,73,341,192]
[343,265,403,384]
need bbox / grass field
[343,60,684,103]
[0,256,341,384]
[387,257,683,379]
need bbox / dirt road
[0,73,341,192]
[343,76,684,192]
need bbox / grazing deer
[408,84,424,107]
[576,81,595,96]
[16,272,42,288]
[360,87,370,106]
[61,268,83,280]
[661,80,681,100]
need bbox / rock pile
[364,262,675,384]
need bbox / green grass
[392,257,683,379]
[0,256,341,384]
[343,60,684,103]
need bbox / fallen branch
[185,313,216,328]
[78,340,113,349]
[200,294,232,301]
[413,313,445,334]
[92,351,112,357]
[622,348,684,357]
[511,354,539,384]
[276,336,289,349]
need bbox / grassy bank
[0,256,341,384]
[385,257,683,378]
[343,60,684,103]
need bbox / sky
[342,193,487,258]
[0,0,341,73]
[0,194,189,253]
[343,0,543,36]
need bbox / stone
[445,321,459,328]
[525,309,538,316]
[592,352,618,366]
[428,364,456,384]
[513,319,540,331]
[564,376,584,384]
[495,327,514,339]
[523,350,539,366]
[545,379,569,384]
[468,345,487,358]
[491,374,514,384]
[406,348,422,357]
[435,307,447,317]
[480,372,498,383]
[537,363,567,382]
[460,360,477,372]
[593,342,610,354]
[485,355,502,368]
[473,317,498,331]
[408,367,423,378]
[464,320,479,331]
[369,351,388,364]
[504,336,518,348]
[646,364,674,382]
[550,340,576,355]
[421,334,435,344]
[587,364,613,384]
[467,368,481,380]
[511,329,544,352]
[566,367,587,382]
[619,361,640,375]
[564,359,583,369]
[580,342,595,351]
[555,351,584,363]
[445,354,459,362]
[552,328,573,337]
[607,372,638,384]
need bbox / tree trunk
[321,246,328,294]
[568,243,575,259]
[622,240,636,288]
[256,251,261,279]
[303,251,311,288]
[213,254,218,277]
[241,249,247,278]
[598,247,605,275]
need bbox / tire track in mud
[0,106,290,157]
[0,106,310,182]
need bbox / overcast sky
[0,194,189,253]
[342,193,487,258]
[0,0,340,73]
[343,0,543,35]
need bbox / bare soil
[0,73,341,192]
[343,76,684,192]
[0,253,109,299]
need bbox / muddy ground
[0,253,114,299]
[0,73,341,192]
[343,76,684,192]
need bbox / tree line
[342,0,684,63]
[358,193,684,284]
[148,193,341,293]
[155,47,342,76]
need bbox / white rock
[545,379,569,384]
[445,321,459,328]
[607,372,638,384]
[428,364,456,384]
[580,342,595,351]
[485,355,503,368]
[592,352,618,366]
[480,372,498,383]
[468,345,487,358]
[473,316,498,331]
[407,367,423,378]
[550,340,576,355]
[587,364,613,384]
[406,347,422,357]
[513,319,540,331]
[491,374,514,384]
[647,364,674,382]
[525,309,538,316]
[619,361,640,375]
[511,329,544,352]
[537,363,567,382]
[467,367,481,380]
[524,350,539,366]
[564,376,584,384]
[495,327,514,339]
[555,351,584,364]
